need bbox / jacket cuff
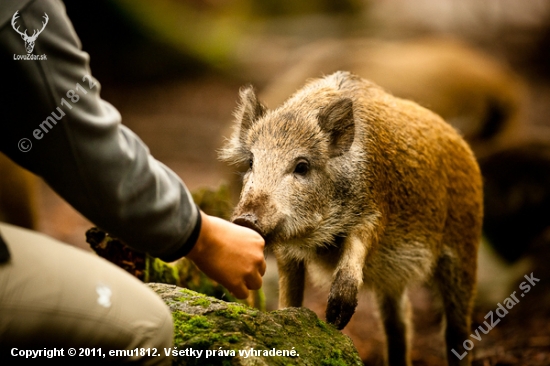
[159,205,202,262]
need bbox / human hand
[186,211,266,299]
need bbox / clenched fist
[186,211,266,299]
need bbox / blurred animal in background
[260,37,528,159]
[222,72,483,366]
[480,143,550,264]
[473,141,550,306]
[0,153,39,230]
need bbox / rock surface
[148,283,363,366]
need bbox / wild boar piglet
[220,71,483,366]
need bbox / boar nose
[232,214,265,238]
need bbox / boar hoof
[326,271,359,330]
[326,293,358,330]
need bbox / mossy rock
[148,283,362,366]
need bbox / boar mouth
[232,216,266,239]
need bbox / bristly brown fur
[220,71,483,366]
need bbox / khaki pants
[0,223,173,365]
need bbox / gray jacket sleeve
[0,0,200,260]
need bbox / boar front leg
[326,234,368,330]
[277,257,305,308]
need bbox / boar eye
[294,161,310,176]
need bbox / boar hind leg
[277,258,305,308]
[434,252,476,366]
[376,290,412,366]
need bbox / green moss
[172,307,245,351]
[190,297,211,308]
[188,316,212,329]
[145,256,180,285]
[315,318,331,333]
[172,311,214,345]
[228,303,249,316]
[226,334,240,343]
[191,183,234,220]
[179,288,203,296]
[153,284,362,366]
[211,301,256,321]
[254,287,266,312]
[320,350,348,366]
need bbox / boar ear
[219,86,266,164]
[318,98,355,157]
[235,86,267,143]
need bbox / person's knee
[155,304,174,350]
[123,303,173,365]
[148,307,174,366]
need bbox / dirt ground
[33,72,550,365]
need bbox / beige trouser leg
[0,223,173,365]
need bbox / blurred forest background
[2,0,550,364]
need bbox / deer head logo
[11,11,49,54]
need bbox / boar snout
[232,214,265,238]
[232,192,280,241]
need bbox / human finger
[230,283,250,300]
